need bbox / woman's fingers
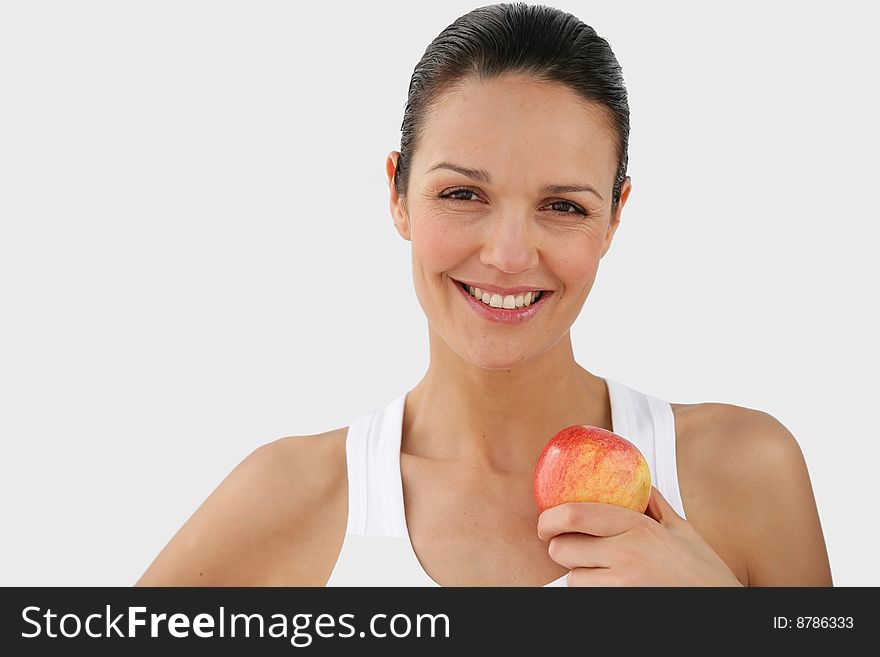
[538,501,644,541]
[547,532,621,569]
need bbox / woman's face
[387,73,631,370]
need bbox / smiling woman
[135,2,833,588]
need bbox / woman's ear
[600,175,631,259]
[386,151,411,241]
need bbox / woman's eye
[440,188,479,203]
[547,200,589,217]
[439,188,588,217]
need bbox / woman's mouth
[452,278,554,324]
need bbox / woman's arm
[134,432,348,586]
[736,410,833,585]
[695,405,834,586]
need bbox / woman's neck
[402,332,611,474]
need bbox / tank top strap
[343,392,409,537]
[605,378,686,519]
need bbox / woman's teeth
[465,284,544,309]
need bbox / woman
[136,3,832,587]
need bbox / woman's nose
[480,213,539,274]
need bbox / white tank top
[325,377,686,586]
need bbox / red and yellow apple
[533,425,652,513]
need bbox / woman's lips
[453,278,553,324]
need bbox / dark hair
[394,2,630,216]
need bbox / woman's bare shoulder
[135,426,350,587]
[673,401,804,486]
[672,402,832,586]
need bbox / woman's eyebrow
[426,161,603,201]
[427,161,491,183]
[542,183,603,201]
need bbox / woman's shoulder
[672,401,803,479]
[258,426,351,505]
[671,401,831,585]
[135,426,351,586]
[265,426,350,478]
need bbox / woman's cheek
[411,213,477,270]
[549,231,603,292]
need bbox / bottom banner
[1,586,872,654]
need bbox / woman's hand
[537,486,743,586]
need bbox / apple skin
[533,425,652,513]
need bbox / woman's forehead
[417,76,618,187]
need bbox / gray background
[1,0,877,586]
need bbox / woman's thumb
[644,485,683,526]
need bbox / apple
[533,425,652,513]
